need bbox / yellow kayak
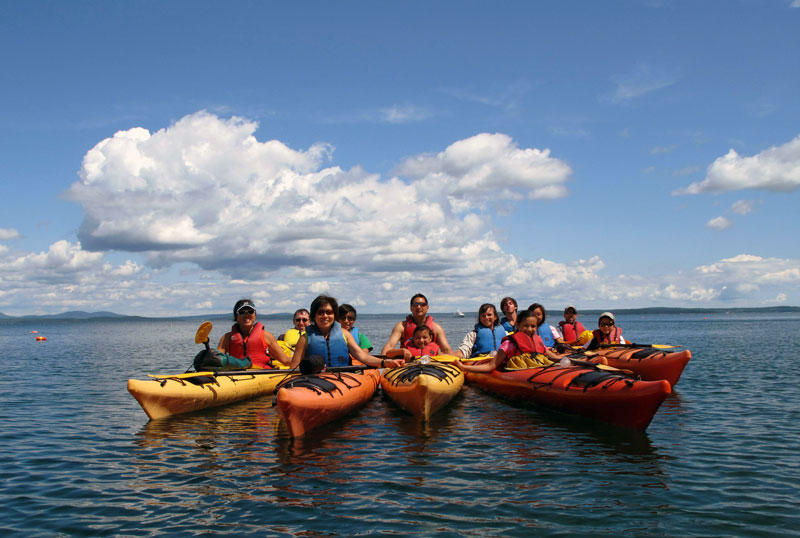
[380,360,464,421]
[128,369,297,420]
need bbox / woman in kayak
[217,299,291,368]
[339,303,373,351]
[454,303,508,359]
[291,295,405,370]
[454,309,561,373]
[499,297,518,332]
[584,312,627,350]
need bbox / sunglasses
[343,315,356,321]
[599,322,614,327]
[238,308,255,315]
[294,317,309,323]
[412,302,428,307]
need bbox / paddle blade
[195,321,213,344]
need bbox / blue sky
[1,0,799,316]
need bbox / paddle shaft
[213,365,376,377]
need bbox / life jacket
[404,340,441,358]
[538,325,556,348]
[592,327,623,344]
[471,323,507,357]
[229,322,271,368]
[499,332,547,369]
[500,317,515,333]
[306,321,351,367]
[559,320,586,343]
[401,315,436,349]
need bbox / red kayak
[274,368,380,438]
[568,346,692,386]
[465,363,671,431]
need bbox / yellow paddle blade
[195,321,213,344]
[432,354,487,363]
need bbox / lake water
[1,312,799,536]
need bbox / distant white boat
[455,309,465,318]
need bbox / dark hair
[500,297,517,311]
[232,298,254,321]
[293,308,310,318]
[310,295,339,322]
[564,306,577,315]
[477,303,500,326]
[527,303,546,324]
[413,325,434,338]
[410,293,428,307]
[515,309,539,328]
[339,304,357,320]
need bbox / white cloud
[0,228,20,240]
[707,216,732,230]
[603,63,678,104]
[731,200,757,215]
[380,104,430,124]
[674,135,800,194]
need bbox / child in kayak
[405,325,441,358]
[454,303,507,358]
[454,310,561,373]
[584,312,627,350]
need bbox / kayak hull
[128,370,295,420]
[578,347,692,386]
[381,362,464,421]
[465,365,671,431]
[275,369,380,438]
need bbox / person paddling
[291,295,405,370]
[454,309,561,373]
[381,293,454,359]
[217,299,290,368]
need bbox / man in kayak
[278,308,311,354]
[381,293,454,359]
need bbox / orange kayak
[275,369,380,438]
[567,346,692,386]
[465,363,671,430]
[381,362,464,421]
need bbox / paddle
[565,358,634,375]
[599,343,678,350]
[212,365,376,377]
[195,321,213,350]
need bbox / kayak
[380,361,464,420]
[465,362,671,430]
[274,368,380,438]
[128,369,296,420]
[567,346,692,386]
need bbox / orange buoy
[31,330,38,334]
[35,336,47,341]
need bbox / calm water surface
[1,312,799,536]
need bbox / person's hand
[453,360,464,370]
[387,358,405,368]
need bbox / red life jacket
[404,340,441,357]
[592,327,623,344]
[400,315,436,349]
[229,322,272,368]
[559,320,586,342]
[505,332,547,356]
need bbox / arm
[455,349,504,373]
[217,332,231,353]
[380,322,405,355]
[433,322,454,355]
[290,335,307,369]
[346,331,404,368]
[263,330,290,366]
[454,330,477,359]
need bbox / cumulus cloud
[674,135,800,194]
[706,216,732,230]
[0,228,20,240]
[65,113,572,282]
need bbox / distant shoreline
[1,305,799,321]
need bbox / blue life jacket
[537,325,555,348]
[306,322,351,367]
[350,326,361,345]
[500,317,514,332]
[471,323,507,357]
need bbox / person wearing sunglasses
[216,299,291,368]
[584,311,627,350]
[339,304,373,352]
[380,293,454,359]
[278,308,311,355]
[290,295,405,370]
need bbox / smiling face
[479,308,497,328]
[410,296,429,320]
[236,307,256,332]
[598,316,615,335]
[293,310,310,331]
[340,311,356,331]
[516,315,538,337]
[413,330,432,349]
[531,306,544,326]
[314,304,336,332]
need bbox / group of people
[200,294,626,374]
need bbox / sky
[1,0,799,316]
